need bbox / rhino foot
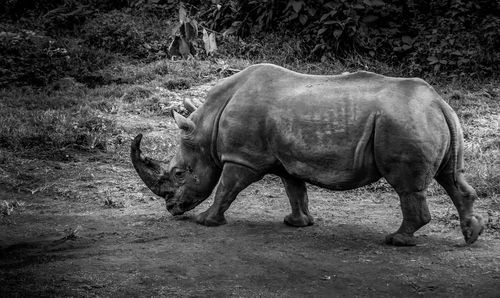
[462,215,484,245]
[385,233,416,246]
[196,211,227,226]
[284,213,314,227]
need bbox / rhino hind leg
[436,172,484,244]
[196,162,261,226]
[281,176,314,227]
[385,190,431,246]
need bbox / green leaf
[324,20,341,25]
[317,27,327,35]
[202,29,217,55]
[320,12,332,22]
[311,43,325,54]
[427,56,438,64]
[202,28,209,52]
[299,14,308,25]
[324,2,338,10]
[222,27,238,37]
[183,22,197,41]
[291,0,303,13]
[402,35,413,45]
[307,7,317,16]
[179,6,187,23]
[362,15,378,23]
[284,12,299,22]
[171,23,182,36]
[208,33,217,54]
[333,29,343,39]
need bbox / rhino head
[131,111,221,215]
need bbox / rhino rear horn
[130,134,170,198]
[183,98,197,114]
[172,111,195,134]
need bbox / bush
[82,9,173,60]
[0,29,115,87]
[83,11,148,58]
[0,30,71,87]
[190,0,500,77]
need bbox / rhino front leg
[196,162,261,226]
[385,191,431,246]
[281,176,314,227]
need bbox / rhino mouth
[166,203,185,216]
[165,187,206,216]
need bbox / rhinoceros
[131,63,484,246]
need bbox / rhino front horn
[130,134,170,198]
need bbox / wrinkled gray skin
[131,63,484,246]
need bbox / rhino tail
[438,100,464,185]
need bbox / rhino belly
[275,144,381,191]
[271,110,381,190]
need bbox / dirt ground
[1,84,499,297]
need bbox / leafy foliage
[0,30,69,87]
[0,0,498,87]
[190,0,499,76]
[83,11,148,58]
[0,28,115,87]
[168,4,199,58]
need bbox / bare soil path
[1,83,499,297]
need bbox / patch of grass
[135,95,171,115]
[0,86,117,155]
[0,86,84,110]
[95,59,223,86]
[0,106,115,152]
[121,85,154,103]
[162,77,192,90]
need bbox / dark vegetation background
[1,0,499,88]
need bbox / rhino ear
[172,111,195,134]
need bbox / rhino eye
[173,168,185,179]
[186,166,193,173]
